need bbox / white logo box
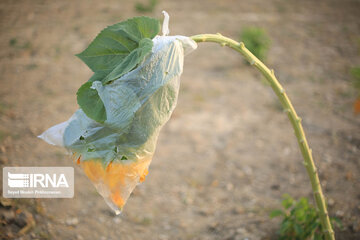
[3,167,74,198]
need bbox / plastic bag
[39,15,197,213]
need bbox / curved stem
[190,33,334,240]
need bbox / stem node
[271,69,275,76]
[283,108,290,113]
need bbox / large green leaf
[103,38,153,84]
[77,82,107,123]
[88,71,110,83]
[76,16,160,123]
[76,16,160,72]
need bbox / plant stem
[190,33,335,240]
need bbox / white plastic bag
[39,13,197,214]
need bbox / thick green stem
[190,33,334,240]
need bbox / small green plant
[135,0,157,13]
[9,37,31,49]
[270,194,341,240]
[350,67,360,91]
[350,67,360,114]
[9,38,17,46]
[240,27,270,62]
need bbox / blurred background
[0,0,359,239]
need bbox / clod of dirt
[65,217,79,226]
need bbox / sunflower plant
[39,11,335,240]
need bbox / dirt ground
[0,0,359,239]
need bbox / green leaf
[270,209,284,218]
[280,220,292,235]
[103,38,153,83]
[88,71,110,83]
[282,194,294,209]
[314,232,323,240]
[298,197,309,208]
[309,221,320,234]
[295,209,306,222]
[294,223,303,235]
[77,82,106,123]
[76,16,160,72]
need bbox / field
[0,0,359,239]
